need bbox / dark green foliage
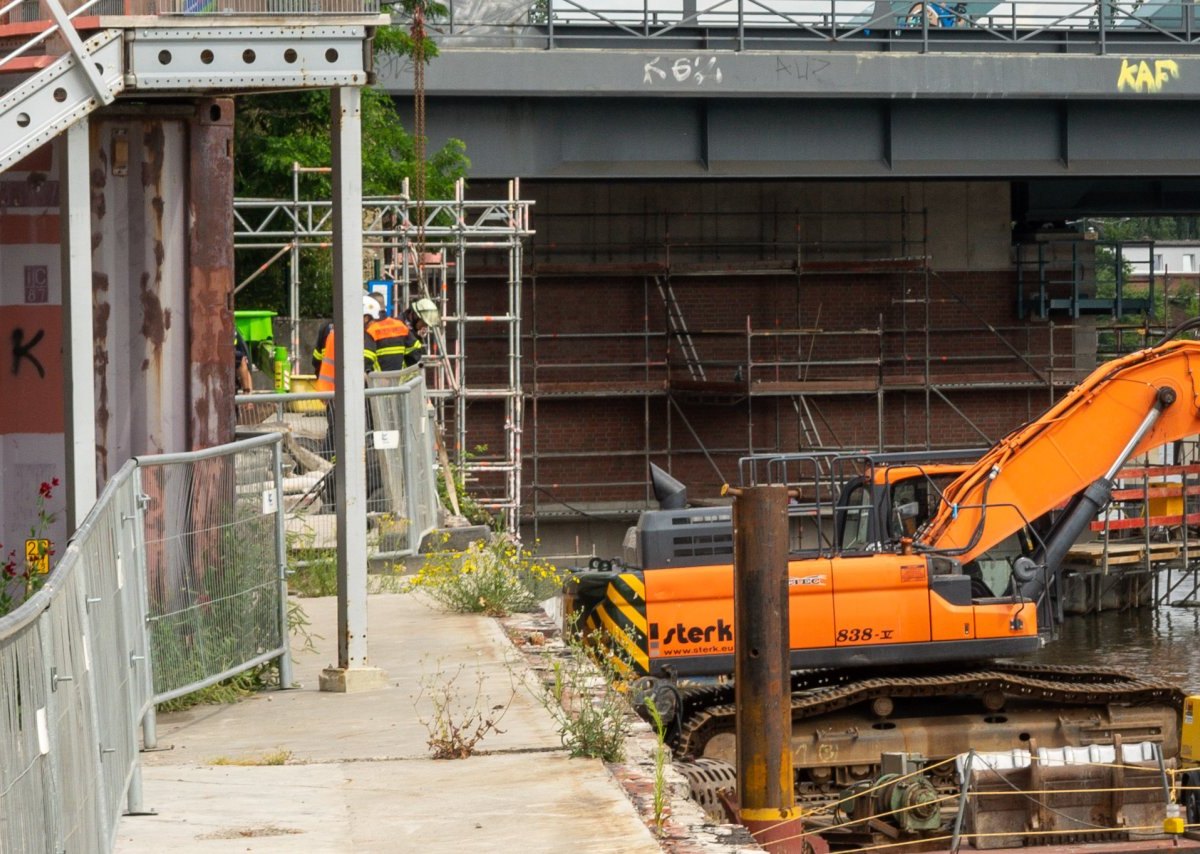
[234,14,468,316]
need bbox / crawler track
[673,663,1186,759]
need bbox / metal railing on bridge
[433,0,1200,51]
[1,0,378,22]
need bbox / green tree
[234,9,468,317]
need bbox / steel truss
[234,174,533,530]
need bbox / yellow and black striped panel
[582,572,649,676]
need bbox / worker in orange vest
[364,302,419,372]
[313,295,387,508]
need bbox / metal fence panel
[2,435,293,853]
[137,433,289,703]
[368,370,440,556]
[0,461,146,854]
[236,378,441,563]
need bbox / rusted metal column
[733,484,805,852]
[187,97,236,450]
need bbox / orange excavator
[565,322,1200,794]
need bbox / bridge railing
[2,0,378,19]
[434,0,1199,50]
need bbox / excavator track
[674,663,1186,760]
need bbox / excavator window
[966,528,1037,597]
[887,474,958,540]
[838,481,874,552]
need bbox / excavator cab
[829,450,982,553]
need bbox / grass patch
[209,749,294,766]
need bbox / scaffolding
[233,173,532,530]
[234,190,1167,530]
[522,206,1161,527]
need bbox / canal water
[1028,597,1200,695]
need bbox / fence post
[36,614,66,851]
[134,467,159,752]
[123,479,149,817]
[273,435,295,689]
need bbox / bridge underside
[417,95,1200,188]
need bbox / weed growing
[534,627,631,763]
[156,668,272,712]
[644,697,670,835]
[0,478,60,617]
[286,526,338,598]
[209,749,294,766]
[408,536,563,617]
[416,658,514,759]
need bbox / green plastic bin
[234,310,277,345]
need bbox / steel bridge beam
[395,94,1200,179]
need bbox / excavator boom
[919,337,1200,564]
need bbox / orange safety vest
[315,328,336,391]
[365,316,419,372]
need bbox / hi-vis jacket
[365,316,421,372]
[315,320,421,391]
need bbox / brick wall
[458,179,1097,512]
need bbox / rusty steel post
[733,484,805,852]
[188,97,236,450]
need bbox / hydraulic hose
[1154,316,1200,347]
[1019,385,1176,601]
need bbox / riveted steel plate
[127,25,371,89]
[0,29,126,173]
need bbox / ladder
[792,395,823,449]
[655,274,706,381]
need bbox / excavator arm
[918,335,1200,567]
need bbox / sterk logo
[1117,58,1180,94]
[654,619,734,646]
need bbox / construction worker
[313,294,383,391]
[314,295,386,508]
[364,300,416,373]
[397,297,441,366]
[310,319,334,376]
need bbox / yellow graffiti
[1117,58,1180,93]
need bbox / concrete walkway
[114,593,665,853]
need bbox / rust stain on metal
[138,120,168,394]
[91,123,111,481]
[93,274,111,482]
[188,98,236,449]
[139,272,166,356]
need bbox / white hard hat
[363,294,383,320]
[412,297,440,328]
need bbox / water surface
[1028,595,1200,695]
